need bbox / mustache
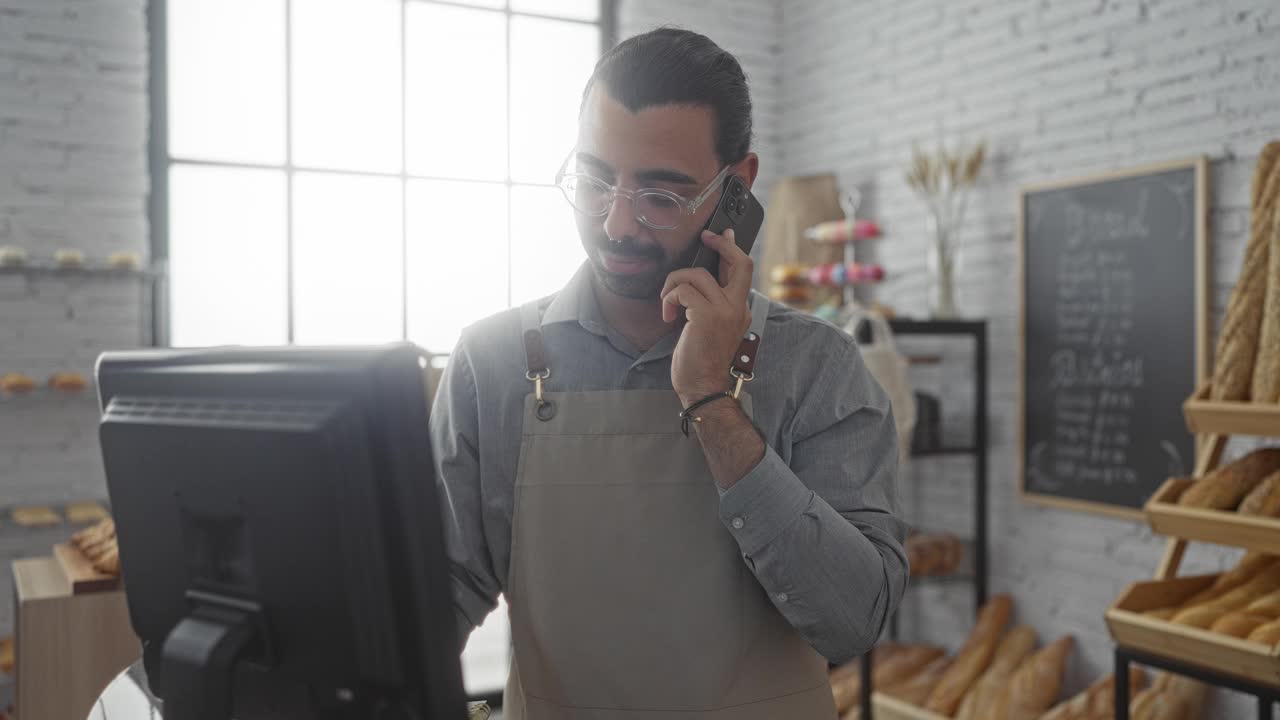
[594,236,664,260]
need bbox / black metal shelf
[858,318,989,720]
[0,263,158,280]
[1115,645,1279,720]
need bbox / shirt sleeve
[717,337,909,665]
[428,334,503,651]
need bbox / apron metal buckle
[730,368,754,399]
[526,369,555,421]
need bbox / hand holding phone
[689,174,764,281]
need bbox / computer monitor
[96,344,466,720]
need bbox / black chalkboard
[1019,158,1209,517]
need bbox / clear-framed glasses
[554,152,732,231]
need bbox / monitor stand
[159,591,265,720]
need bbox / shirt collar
[541,262,609,336]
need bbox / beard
[581,229,703,300]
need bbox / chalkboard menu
[1019,158,1209,517]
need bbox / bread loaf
[923,594,1013,715]
[1209,612,1271,638]
[831,644,943,713]
[1205,562,1280,610]
[1039,668,1146,720]
[1183,551,1278,606]
[1255,204,1280,402]
[955,625,1037,720]
[1179,448,1280,509]
[1171,605,1228,629]
[1248,589,1280,618]
[1248,619,1280,646]
[881,655,952,706]
[992,635,1075,720]
[1213,141,1280,401]
[1240,470,1280,516]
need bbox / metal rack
[858,318,989,720]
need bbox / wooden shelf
[1184,384,1280,438]
[1106,573,1280,688]
[1145,477,1280,555]
[0,262,157,280]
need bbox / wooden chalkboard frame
[1017,156,1210,519]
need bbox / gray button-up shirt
[430,263,908,664]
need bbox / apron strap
[520,299,550,378]
[731,291,770,380]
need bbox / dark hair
[582,27,753,165]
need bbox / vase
[926,216,960,319]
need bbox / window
[159,0,608,354]
[155,0,612,696]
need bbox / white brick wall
[777,0,1280,714]
[0,0,149,637]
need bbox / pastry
[53,249,85,268]
[1209,612,1271,638]
[769,264,808,286]
[954,625,1037,720]
[1178,448,1280,509]
[1240,470,1280,516]
[107,252,142,271]
[93,545,120,576]
[991,635,1075,720]
[881,655,952,705]
[0,246,27,267]
[48,372,88,393]
[923,594,1013,714]
[0,373,36,394]
[65,501,109,524]
[1213,141,1280,401]
[11,506,60,527]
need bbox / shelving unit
[857,319,989,720]
[1109,390,1280,719]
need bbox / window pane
[509,17,599,183]
[510,184,584,304]
[292,173,403,344]
[461,597,510,695]
[292,0,402,173]
[512,0,599,21]
[406,180,509,353]
[168,0,286,164]
[405,4,506,181]
[169,165,288,347]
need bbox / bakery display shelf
[1184,384,1280,438]
[0,262,158,280]
[1105,573,1280,688]
[870,692,950,720]
[1145,477,1280,556]
[1114,645,1280,720]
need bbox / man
[431,28,907,720]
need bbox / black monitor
[95,344,466,720]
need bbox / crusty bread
[1209,612,1272,638]
[1179,448,1280,509]
[923,594,1013,715]
[1248,589,1280,618]
[1183,552,1278,606]
[955,625,1038,720]
[1171,604,1228,629]
[1039,668,1146,720]
[881,655,953,706]
[1248,619,1280,646]
[991,635,1075,720]
[1240,470,1280,516]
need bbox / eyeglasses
[555,153,732,231]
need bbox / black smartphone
[690,174,764,278]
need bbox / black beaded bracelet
[678,390,735,437]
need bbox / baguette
[881,655,953,706]
[1204,562,1280,610]
[1170,605,1228,629]
[1178,448,1280,509]
[1183,551,1278,606]
[1038,668,1146,720]
[1255,204,1280,402]
[1209,612,1271,638]
[832,644,942,713]
[923,594,1014,715]
[1248,619,1280,646]
[1213,141,1280,401]
[992,635,1075,720]
[1248,589,1280,618]
[1240,470,1280,516]
[956,625,1038,720]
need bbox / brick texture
[626,0,1280,713]
[0,0,149,641]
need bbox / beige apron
[503,293,836,720]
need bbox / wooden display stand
[1105,387,1280,718]
[11,553,140,720]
